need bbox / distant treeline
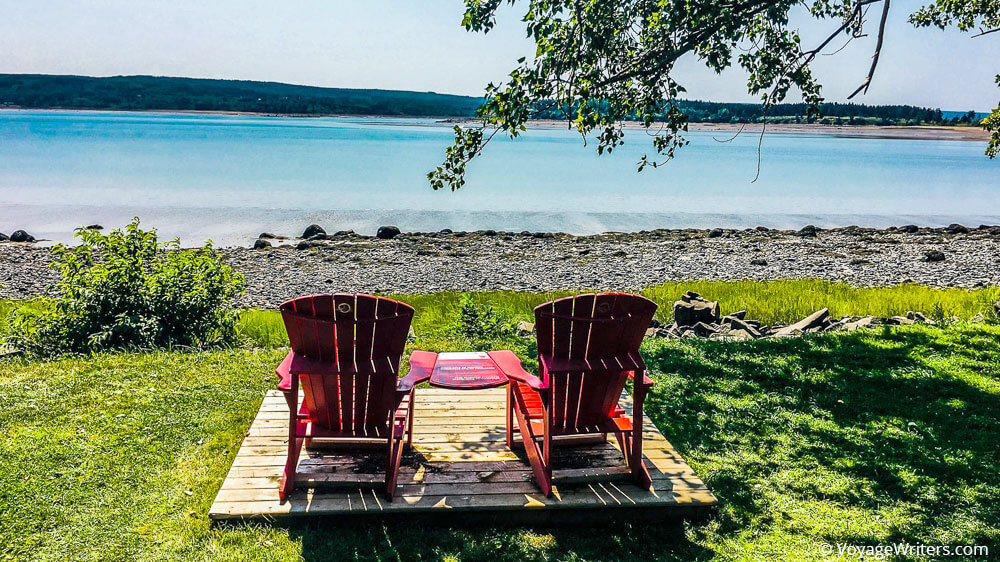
[674,100,948,126]
[0,74,482,117]
[534,100,965,126]
[0,74,977,126]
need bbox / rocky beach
[2,224,998,309]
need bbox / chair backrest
[534,293,657,429]
[279,294,414,434]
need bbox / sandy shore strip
[6,108,990,142]
[2,226,998,309]
[453,118,993,142]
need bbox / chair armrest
[398,350,436,393]
[539,351,646,374]
[276,351,294,392]
[488,350,546,391]
[628,370,654,387]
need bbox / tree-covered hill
[0,74,483,117]
[0,74,955,125]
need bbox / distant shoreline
[2,107,989,142]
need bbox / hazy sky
[2,0,997,111]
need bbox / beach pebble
[923,250,946,262]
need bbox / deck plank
[210,388,716,521]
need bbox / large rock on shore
[673,291,721,327]
[923,250,946,262]
[302,224,326,238]
[772,308,830,337]
[830,316,878,332]
[0,232,8,242]
[376,226,401,240]
[721,315,761,338]
[796,225,819,237]
[10,230,35,243]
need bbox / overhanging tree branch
[848,0,891,99]
[429,0,1000,190]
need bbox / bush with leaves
[10,219,244,354]
[450,294,519,350]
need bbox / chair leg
[385,432,405,501]
[630,375,652,490]
[279,378,303,502]
[506,385,514,449]
[405,389,415,450]
[614,431,631,466]
[280,436,305,501]
[511,386,551,496]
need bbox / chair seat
[527,417,632,438]
[512,381,628,428]
[290,389,411,437]
[298,421,405,440]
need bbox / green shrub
[9,219,244,355]
[449,294,518,350]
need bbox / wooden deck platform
[210,388,717,522]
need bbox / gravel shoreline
[2,225,998,309]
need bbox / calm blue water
[1,110,997,246]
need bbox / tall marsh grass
[231,280,1000,348]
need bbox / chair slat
[354,295,378,366]
[569,294,596,360]
[550,297,574,360]
[585,293,624,359]
[311,295,336,363]
[339,372,354,435]
[353,368,370,435]
[551,372,567,429]
[565,372,583,430]
[536,300,555,357]
[333,294,356,372]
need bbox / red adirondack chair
[275,293,423,501]
[497,293,657,496]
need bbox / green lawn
[3,320,999,560]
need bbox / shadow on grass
[643,324,1000,551]
[277,516,713,562]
